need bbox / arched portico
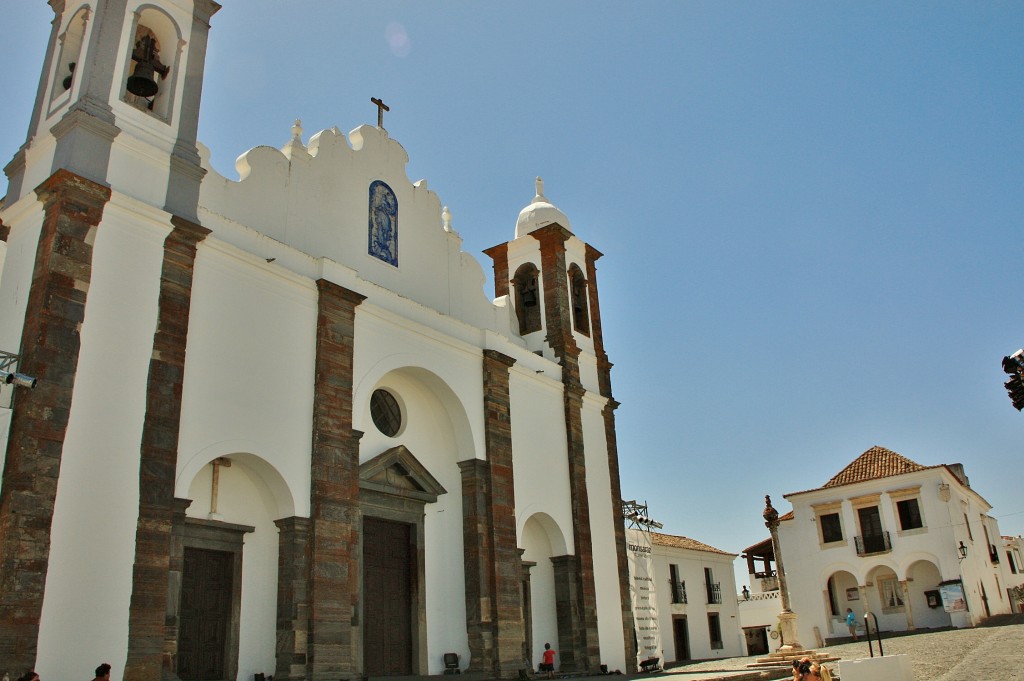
[823,568,860,636]
[905,559,951,630]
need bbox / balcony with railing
[706,582,722,605]
[855,531,891,556]
[670,580,687,604]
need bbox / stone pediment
[359,445,447,503]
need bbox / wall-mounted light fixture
[742,586,750,601]
[958,541,968,562]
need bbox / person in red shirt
[540,642,557,679]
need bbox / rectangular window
[963,513,973,541]
[896,499,923,530]
[669,564,686,604]
[1007,552,1017,574]
[820,513,843,543]
[707,613,723,650]
[704,567,721,604]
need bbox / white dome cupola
[515,176,572,238]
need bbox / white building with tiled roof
[627,529,742,665]
[773,446,1014,646]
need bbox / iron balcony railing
[855,531,892,556]
[670,580,687,604]
[706,582,722,604]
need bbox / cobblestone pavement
[662,620,1024,680]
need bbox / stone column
[900,580,915,631]
[308,279,365,681]
[763,495,802,652]
[276,517,312,681]
[125,215,210,681]
[0,170,110,674]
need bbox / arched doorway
[522,513,568,670]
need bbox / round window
[370,389,402,437]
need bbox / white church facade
[0,2,636,680]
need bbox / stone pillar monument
[764,494,803,652]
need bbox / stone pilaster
[461,350,526,679]
[601,400,637,672]
[309,279,365,681]
[551,555,583,672]
[276,516,312,681]
[483,242,510,299]
[532,226,578,365]
[125,216,210,681]
[460,458,496,671]
[0,170,110,674]
[164,498,193,673]
[587,242,635,670]
[584,245,612,399]
[520,551,536,668]
[531,224,600,672]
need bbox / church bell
[126,61,160,98]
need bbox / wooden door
[363,516,413,675]
[179,547,233,681]
[672,616,689,661]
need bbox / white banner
[626,528,664,666]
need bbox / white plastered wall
[582,393,627,670]
[35,195,169,679]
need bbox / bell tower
[4,0,220,221]
[484,178,637,674]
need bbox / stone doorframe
[358,445,447,676]
[167,498,254,681]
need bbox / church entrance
[363,516,414,675]
[178,547,233,680]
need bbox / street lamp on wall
[958,541,968,562]
[742,586,750,601]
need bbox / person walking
[845,608,858,641]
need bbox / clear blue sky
[3,2,1023,591]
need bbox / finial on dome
[533,176,546,204]
[442,205,452,232]
[291,119,303,142]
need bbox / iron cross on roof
[371,97,390,128]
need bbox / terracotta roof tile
[823,446,926,487]
[649,531,735,556]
